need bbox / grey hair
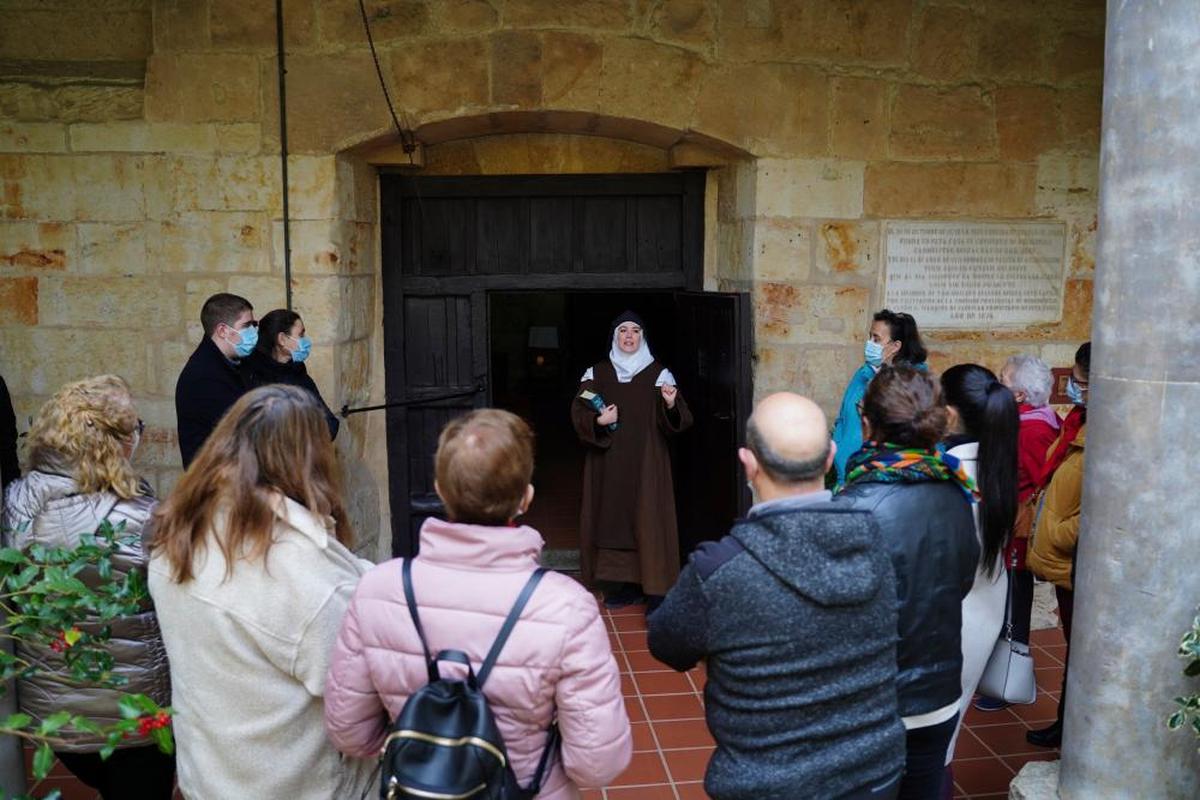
[746,417,831,484]
[1003,354,1053,407]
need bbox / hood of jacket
[731,503,884,607]
[418,516,544,572]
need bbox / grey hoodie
[648,500,905,800]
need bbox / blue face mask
[228,324,258,359]
[1065,376,1086,407]
[291,335,312,364]
[864,339,885,368]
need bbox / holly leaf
[31,742,53,780]
[151,725,175,755]
[0,713,31,731]
[38,710,72,735]
[0,549,26,564]
[117,693,159,719]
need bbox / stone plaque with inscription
[884,221,1067,328]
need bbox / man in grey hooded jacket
[648,393,904,800]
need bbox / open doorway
[489,290,744,570]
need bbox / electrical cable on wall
[358,0,419,162]
[275,0,294,310]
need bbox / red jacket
[1016,404,1061,502]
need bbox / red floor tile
[675,783,710,799]
[625,696,646,722]
[1009,692,1062,724]
[971,722,1046,757]
[620,629,650,651]
[609,751,670,786]
[621,672,638,696]
[1030,628,1066,647]
[963,701,1021,727]
[952,756,1015,795]
[635,670,695,695]
[642,693,705,721]
[631,721,657,752]
[606,785,677,799]
[952,727,991,759]
[653,719,716,750]
[1003,752,1060,773]
[626,650,675,673]
[1035,665,1064,691]
[664,748,712,783]
[613,614,650,633]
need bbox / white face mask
[865,339,885,368]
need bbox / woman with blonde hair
[148,384,373,800]
[2,374,174,798]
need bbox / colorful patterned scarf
[841,442,979,502]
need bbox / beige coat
[1028,425,1087,590]
[148,496,374,800]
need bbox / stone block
[694,64,828,156]
[263,54,392,154]
[0,123,67,153]
[291,275,372,343]
[922,340,1017,376]
[979,15,1046,81]
[215,124,262,154]
[910,5,978,82]
[153,0,210,52]
[11,156,146,223]
[0,84,144,125]
[152,468,186,499]
[756,159,864,219]
[597,38,705,131]
[228,275,286,312]
[159,339,197,396]
[1008,756,1059,799]
[651,0,715,49]
[318,0,432,46]
[131,398,178,434]
[504,0,632,29]
[752,218,811,283]
[815,220,879,280]
[336,157,379,224]
[149,212,271,274]
[167,156,281,214]
[715,0,912,67]
[0,277,38,325]
[864,162,1036,218]
[271,219,362,276]
[144,54,260,123]
[38,276,182,329]
[1059,86,1102,151]
[211,0,315,49]
[133,427,182,469]
[68,122,219,154]
[889,85,996,160]
[388,38,489,116]
[2,328,151,397]
[1052,30,1104,85]
[995,86,1060,162]
[337,337,373,406]
[541,32,604,108]
[830,76,888,161]
[755,283,870,346]
[78,223,147,275]
[432,0,499,32]
[491,32,543,107]
[0,10,151,61]
[753,345,854,418]
[1035,154,1099,216]
[0,223,73,271]
[287,156,339,220]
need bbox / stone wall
[0,0,1104,557]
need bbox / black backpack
[375,559,561,800]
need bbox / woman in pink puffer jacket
[325,409,632,798]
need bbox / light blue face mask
[229,324,258,359]
[291,335,312,364]
[1065,376,1086,407]
[864,339,885,368]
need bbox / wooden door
[672,291,754,554]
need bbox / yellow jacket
[1028,424,1086,589]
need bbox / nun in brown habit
[572,310,693,611]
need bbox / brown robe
[572,359,693,596]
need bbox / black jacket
[0,375,18,489]
[648,500,905,800]
[174,337,251,468]
[832,480,979,719]
[244,351,339,440]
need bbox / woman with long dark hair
[245,308,339,439]
[938,365,1019,774]
[834,366,979,800]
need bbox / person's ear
[434,480,445,507]
[825,440,836,473]
[860,416,874,443]
[738,447,758,483]
[516,484,535,517]
[945,405,962,434]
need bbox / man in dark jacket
[0,374,18,489]
[174,293,256,468]
[648,393,904,800]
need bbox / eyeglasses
[135,419,145,437]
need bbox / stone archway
[320,111,757,557]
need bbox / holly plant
[0,521,173,799]
[1167,610,1200,751]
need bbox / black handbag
[374,559,560,800]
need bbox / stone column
[1060,1,1200,797]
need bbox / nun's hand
[597,404,619,426]
[660,385,678,409]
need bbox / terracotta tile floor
[32,604,1066,800]
[584,602,1067,800]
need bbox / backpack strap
[401,558,438,683]
[477,568,547,689]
